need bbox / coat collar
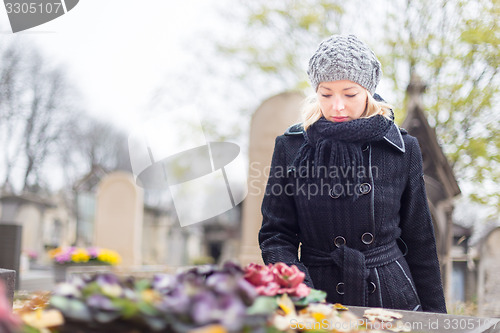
[383,122,405,153]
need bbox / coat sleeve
[259,136,314,287]
[399,136,447,313]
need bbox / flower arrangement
[48,247,121,265]
[48,262,266,332]
[6,262,408,332]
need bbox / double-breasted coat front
[259,121,447,313]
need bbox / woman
[259,34,447,313]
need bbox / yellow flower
[277,294,296,316]
[71,248,90,263]
[97,249,121,265]
[48,247,62,259]
[141,289,160,304]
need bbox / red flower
[244,263,311,298]
[293,282,311,298]
[255,282,281,296]
[244,263,274,287]
[271,263,305,289]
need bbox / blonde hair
[302,90,393,130]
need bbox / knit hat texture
[307,34,381,94]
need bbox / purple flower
[96,274,120,287]
[218,294,247,331]
[237,278,258,304]
[95,274,123,298]
[206,273,237,294]
[221,261,244,276]
[152,274,177,294]
[158,287,190,314]
[191,291,246,330]
[191,291,218,325]
[87,294,117,311]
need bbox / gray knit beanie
[307,34,381,94]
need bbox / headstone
[478,227,500,317]
[0,269,15,306]
[239,92,303,265]
[94,172,144,266]
[16,204,43,264]
[0,224,22,289]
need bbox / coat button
[329,188,341,199]
[336,282,345,295]
[361,232,374,245]
[358,183,372,195]
[334,236,346,247]
[369,281,377,294]
[287,167,295,176]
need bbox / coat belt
[300,241,403,306]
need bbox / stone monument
[94,172,144,266]
[239,92,303,265]
[478,227,500,317]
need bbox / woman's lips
[330,116,349,122]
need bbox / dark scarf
[292,115,392,198]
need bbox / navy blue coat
[259,122,447,313]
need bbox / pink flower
[244,263,275,287]
[55,253,72,263]
[293,282,311,298]
[255,282,281,296]
[26,250,38,260]
[87,247,100,258]
[271,263,305,289]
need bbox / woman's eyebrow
[319,85,331,91]
[343,86,357,91]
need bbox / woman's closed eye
[346,94,358,98]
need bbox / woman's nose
[333,97,345,112]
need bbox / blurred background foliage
[0,41,130,194]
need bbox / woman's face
[317,80,368,122]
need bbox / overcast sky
[0,0,217,130]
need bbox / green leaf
[112,298,139,318]
[292,289,327,306]
[50,296,92,321]
[247,296,279,315]
[138,301,159,316]
[81,282,101,298]
[22,325,43,333]
[134,279,151,292]
[265,326,282,333]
